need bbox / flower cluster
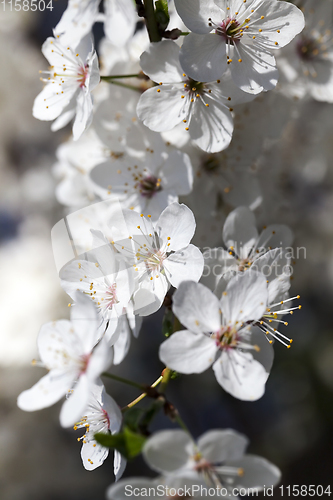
[16,0,316,496]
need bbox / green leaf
[123,407,146,432]
[155,0,169,31]
[94,427,147,460]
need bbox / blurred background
[0,2,333,499]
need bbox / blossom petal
[250,327,274,374]
[159,330,217,374]
[159,149,193,196]
[164,244,204,288]
[174,0,223,34]
[250,0,305,48]
[104,0,137,48]
[112,317,131,365]
[255,224,293,250]
[33,83,77,121]
[221,271,267,325]
[17,369,72,411]
[143,430,193,474]
[60,373,90,427]
[222,206,258,259]
[86,337,113,381]
[70,291,100,353]
[230,41,278,94]
[253,248,291,304]
[37,320,84,369]
[140,40,184,83]
[73,90,93,140]
[213,350,268,400]
[114,451,127,481]
[197,429,248,463]
[188,92,233,153]
[133,274,170,316]
[156,203,196,252]
[137,85,185,132]
[179,33,227,82]
[172,281,221,333]
[81,440,109,471]
[227,454,281,489]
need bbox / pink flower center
[210,17,243,44]
[213,325,238,350]
[77,64,89,88]
[296,37,320,61]
[105,283,118,310]
[138,175,162,198]
[79,353,91,374]
[102,408,111,429]
[145,249,165,271]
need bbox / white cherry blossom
[89,139,193,221]
[17,292,113,427]
[203,206,293,304]
[159,272,272,400]
[110,203,204,316]
[277,0,333,102]
[174,0,305,93]
[137,40,255,153]
[33,34,99,140]
[74,380,125,476]
[143,429,281,492]
[60,230,134,343]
